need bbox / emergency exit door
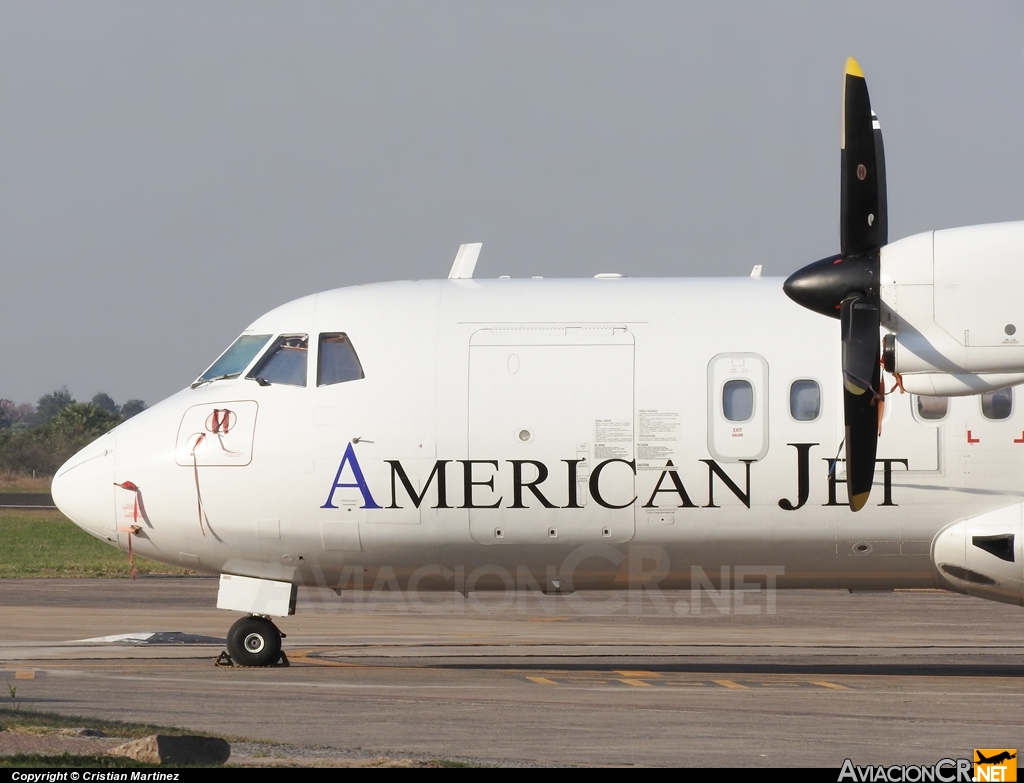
[707,353,769,462]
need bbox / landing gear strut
[222,615,288,667]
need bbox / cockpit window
[193,334,273,387]
[318,333,365,386]
[247,334,308,386]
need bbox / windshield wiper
[190,372,241,389]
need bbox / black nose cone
[784,253,877,320]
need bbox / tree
[91,392,119,415]
[36,387,75,424]
[0,391,147,476]
[6,403,124,475]
[2,402,38,431]
[49,403,121,439]
[120,400,148,419]
[9,403,36,427]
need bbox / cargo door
[468,326,635,545]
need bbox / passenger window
[723,380,754,422]
[790,380,821,421]
[318,333,365,386]
[248,335,308,386]
[981,388,1013,420]
[915,395,949,421]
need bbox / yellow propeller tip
[844,380,869,395]
[845,57,864,78]
[850,492,869,512]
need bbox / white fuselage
[51,276,1024,602]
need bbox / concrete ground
[1,578,1022,767]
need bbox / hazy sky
[2,1,1023,406]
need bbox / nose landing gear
[214,574,296,667]
[219,615,289,667]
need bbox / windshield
[193,334,273,386]
[248,335,308,386]
[318,333,364,386]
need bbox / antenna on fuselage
[448,242,482,279]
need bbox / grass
[0,708,218,768]
[0,707,210,740]
[0,508,194,578]
[0,473,52,494]
[0,709,480,768]
[0,753,158,768]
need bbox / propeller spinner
[784,58,888,511]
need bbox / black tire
[226,616,281,667]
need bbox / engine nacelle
[881,222,1024,394]
[888,367,1024,397]
[932,503,1023,606]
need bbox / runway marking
[615,670,660,678]
[526,676,558,686]
[520,673,859,690]
[713,679,747,689]
[286,649,369,668]
[617,678,653,687]
[19,662,862,692]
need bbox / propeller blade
[843,380,880,512]
[785,57,888,513]
[840,293,880,395]
[872,109,888,248]
[841,57,884,256]
[840,293,882,511]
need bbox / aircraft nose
[51,431,117,543]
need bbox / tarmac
[0,493,55,509]
[1,577,1022,767]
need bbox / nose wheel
[221,615,288,667]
